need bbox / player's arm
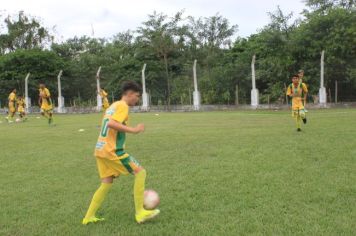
[38,96,42,106]
[303,84,308,106]
[107,119,144,134]
[108,104,144,134]
[286,86,292,97]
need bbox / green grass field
[1,109,356,236]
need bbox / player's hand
[134,123,145,134]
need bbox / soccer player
[298,69,304,81]
[298,69,308,112]
[286,74,308,131]
[99,88,110,113]
[17,95,27,121]
[82,81,160,225]
[6,89,17,122]
[38,83,53,124]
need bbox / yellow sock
[134,169,146,214]
[84,183,112,219]
[296,116,301,129]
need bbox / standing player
[6,89,17,122]
[82,81,160,225]
[99,88,110,113]
[286,74,308,131]
[17,95,27,121]
[38,83,53,124]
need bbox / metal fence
[1,102,356,115]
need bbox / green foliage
[0,49,63,103]
[1,3,356,106]
[0,11,53,54]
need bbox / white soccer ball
[143,189,160,210]
[15,118,21,123]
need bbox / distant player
[298,69,304,81]
[38,83,53,124]
[286,74,308,131]
[17,95,27,121]
[298,69,308,111]
[99,88,110,113]
[6,89,17,122]
[83,81,160,225]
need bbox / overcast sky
[2,0,306,41]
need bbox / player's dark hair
[292,74,299,79]
[121,81,142,94]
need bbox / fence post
[335,80,338,103]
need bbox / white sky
[1,0,306,42]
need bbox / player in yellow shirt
[6,89,17,122]
[16,95,27,121]
[298,69,308,113]
[83,81,160,225]
[286,74,308,131]
[99,88,110,113]
[38,83,53,124]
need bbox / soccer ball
[143,189,160,210]
[15,118,21,123]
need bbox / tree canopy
[0,2,355,107]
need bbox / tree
[136,11,188,108]
[0,49,63,103]
[0,11,53,54]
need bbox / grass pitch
[1,109,355,235]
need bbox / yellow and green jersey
[39,88,52,105]
[8,92,16,113]
[8,92,16,104]
[100,90,110,109]
[39,88,53,111]
[17,98,25,107]
[286,83,308,110]
[17,98,25,113]
[95,100,129,159]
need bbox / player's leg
[19,109,24,119]
[41,108,48,119]
[48,111,53,124]
[83,158,116,225]
[82,176,113,225]
[22,112,27,121]
[294,110,301,131]
[7,105,15,122]
[122,156,160,223]
[296,111,302,131]
[300,109,307,124]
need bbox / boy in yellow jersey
[38,83,53,124]
[16,95,27,121]
[297,69,307,112]
[99,88,110,113]
[286,74,308,132]
[6,89,17,122]
[83,81,160,225]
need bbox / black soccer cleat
[302,118,307,124]
[297,128,302,132]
